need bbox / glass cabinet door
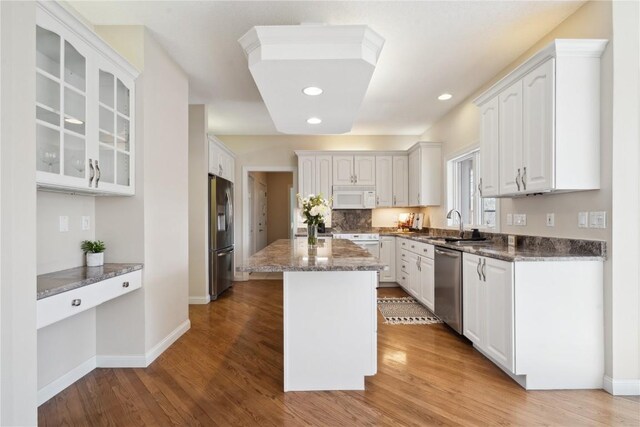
[98,67,132,190]
[36,24,87,184]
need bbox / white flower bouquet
[297,193,332,225]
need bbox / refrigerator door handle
[217,249,234,256]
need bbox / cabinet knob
[71,299,82,307]
[122,281,130,288]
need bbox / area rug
[377,297,443,325]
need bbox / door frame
[240,166,297,281]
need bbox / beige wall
[37,192,96,274]
[0,2,38,423]
[188,105,209,302]
[266,172,293,244]
[219,135,419,279]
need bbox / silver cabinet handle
[122,281,130,288]
[417,192,420,202]
[402,242,406,246]
[416,256,421,271]
[71,299,81,307]
[522,167,527,191]
[478,178,483,197]
[477,258,482,280]
[88,159,95,187]
[481,258,487,282]
[376,195,380,205]
[516,168,521,191]
[401,253,406,257]
[393,195,396,205]
[95,161,101,188]
[354,175,357,183]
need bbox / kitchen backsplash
[331,209,372,231]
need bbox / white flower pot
[87,252,104,267]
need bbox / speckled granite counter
[37,263,143,300]
[237,238,385,272]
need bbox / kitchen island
[237,237,385,391]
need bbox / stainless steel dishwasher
[434,247,463,334]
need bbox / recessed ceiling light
[64,117,84,125]
[303,86,323,96]
[438,93,453,101]
[306,117,322,125]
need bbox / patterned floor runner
[377,297,443,325]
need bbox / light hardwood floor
[39,280,640,426]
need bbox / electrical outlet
[578,212,588,228]
[546,213,555,227]
[82,216,90,231]
[589,211,607,229]
[514,214,527,226]
[506,214,513,226]
[508,235,517,247]
[59,216,69,232]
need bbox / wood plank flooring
[39,281,640,426]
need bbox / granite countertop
[237,238,386,273]
[37,263,143,300]
[389,233,606,262]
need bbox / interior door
[375,156,393,207]
[523,58,555,193]
[256,182,268,251]
[499,80,524,195]
[479,97,500,197]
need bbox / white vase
[87,252,104,267]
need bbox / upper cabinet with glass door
[36,3,139,195]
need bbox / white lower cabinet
[394,238,435,311]
[379,236,396,282]
[463,253,605,390]
[37,269,142,329]
[396,238,408,287]
[419,256,435,312]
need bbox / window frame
[446,144,500,232]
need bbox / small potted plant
[81,240,106,267]
[297,193,332,245]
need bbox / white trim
[241,165,297,282]
[96,354,146,368]
[37,356,96,406]
[189,295,211,305]
[603,376,640,396]
[145,319,191,366]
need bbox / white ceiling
[68,1,584,136]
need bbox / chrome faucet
[447,209,464,238]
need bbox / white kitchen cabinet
[315,155,333,198]
[333,155,375,186]
[462,253,604,390]
[406,251,420,298]
[392,155,409,207]
[463,253,515,373]
[332,155,354,186]
[479,97,500,197]
[522,58,554,193]
[498,80,524,196]
[36,4,138,195]
[379,236,396,283]
[396,238,408,288]
[297,155,315,198]
[408,142,441,206]
[475,40,607,197]
[208,135,235,183]
[418,255,434,311]
[375,156,393,207]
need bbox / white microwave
[332,186,376,209]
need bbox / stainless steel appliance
[434,247,463,334]
[332,186,376,209]
[332,233,380,258]
[209,175,234,300]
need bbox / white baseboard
[603,375,640,395]
[96,354,147,368]
[145,319,191,366]
[38,356,96,406]
[189,295,211,305]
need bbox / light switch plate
[59,216,69,232]
[589,211,607,229]
[514,214,527,226]
[546,213,555,227]
[82,216,90,231]
[506,214,513,226]
[508,235,516,247]
[578,212,588,228]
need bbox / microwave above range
[332,186,376,209]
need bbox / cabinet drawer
[401,260,408,274]
[37,270,142,329]
[398,270,408,287]
[420,244,434,259]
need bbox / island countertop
[237,238,386,273]
[37,263,143,300]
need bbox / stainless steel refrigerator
[209,175,234,300]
